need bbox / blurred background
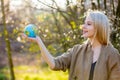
[0,0,120,80]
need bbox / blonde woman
[22,11,120,80]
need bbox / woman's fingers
[27,37,37,42]
[20,33,37,42]
[20,33,27,39]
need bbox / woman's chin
[81,34,88,38]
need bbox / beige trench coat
[52,42,120,80]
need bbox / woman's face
[82,16,96,39]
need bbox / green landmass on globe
[24,24,38,38]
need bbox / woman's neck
[89,38,102,63]
[89,38,101,49]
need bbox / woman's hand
[20,33,39,43]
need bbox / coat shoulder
[71,43,87,52]
[105,45,120,64]
[106,45,120,57]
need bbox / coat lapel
[75,43,93,80]
[93,45,108,80]
[83,43,93,80]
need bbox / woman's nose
[81,24,86,29]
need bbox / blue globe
[24,24,38,38]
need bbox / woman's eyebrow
[87,21,92,22]
[85,20,92,23]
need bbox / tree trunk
[116,0,120,17]
[116,0,120,30]
[1,0,15,80]
[97,0,100,10]
[112,0,115,15]
[104,0,107,10]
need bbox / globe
[24,24,38,38]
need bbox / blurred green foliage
[0,73,7,80]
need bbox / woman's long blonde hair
[86,11,110,45]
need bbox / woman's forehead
[85,16,93,22]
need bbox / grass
[1,65,68,80]
[0,73,7,80]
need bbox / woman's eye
[87,23,91,25]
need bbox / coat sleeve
[52,44,81,72]
[108,49,120,80]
